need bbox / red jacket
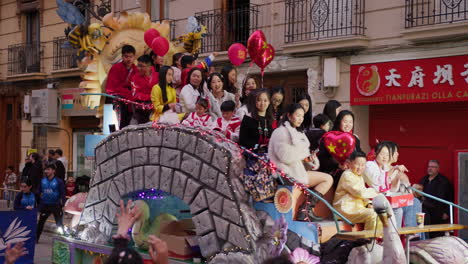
[131,69,159,102]
[105,62,138,99]
[180,55,214,87]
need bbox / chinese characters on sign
[351,55,468,105]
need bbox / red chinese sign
[350,55,468,105]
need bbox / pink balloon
[151,36,169,57]
[144,29,160,47]
[228,43,247,66]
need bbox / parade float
[47,2,468,263]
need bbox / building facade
[1,0,467,222]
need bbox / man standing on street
[420,160,453,238]
[47,149,66,181]
[36,161,65,243]
[55,148,68,174]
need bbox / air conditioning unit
[31,89,58,124]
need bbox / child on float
[212,100,241,142]
[236,76,259,121]
[206,72,236,118]
[268,103,333,221]
[181,97,213,128]
[14,178,36,210]
[333,151,382,230]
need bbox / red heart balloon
[247,30,266,61]
[151,36,169,57]
[144,29,160,47]
[252,43,275,73]
[322,131,356,164]
[228,43,247,66]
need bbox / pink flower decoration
[290,248,320,264]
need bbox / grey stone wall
[79,124,270,261]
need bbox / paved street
[34,232,54,264]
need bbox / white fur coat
[268,121,311,184]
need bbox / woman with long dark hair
[269,103,333,221]
[239,88,276,153]
[171,52,184,92]
[270,85,285,122]
[317,110,362,185]
[179,67,207,113]
[323,100,342,124]
[220,65,238,94]
[150,66,177,121]
[207,72,236,118]
[295,93,313,130]
[237,76,259,120]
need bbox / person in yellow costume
[151,65,183,121]
[333,151,382,230]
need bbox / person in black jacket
[239,88,276,153]
[29,152,43,194]
[317,110,362,187]
[47,149,66,181]
[420,160,453,238]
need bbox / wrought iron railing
[53,37,79,71]
[152,19,177,41]
[7,42,43,75]
[405,0,468,28]
[195,5,259,53]
[285,0,365,43]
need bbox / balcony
[195,5,259,54]
[7,42,45,80]
[53,37,79,72]
[283,0,368,53]
[402,0,468,42]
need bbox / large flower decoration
[269,215,288,256]
[290,248,320,264]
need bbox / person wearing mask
[105,45,138,129]
[36,162,66,243]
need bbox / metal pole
[450,204,453,224]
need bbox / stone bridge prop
[78,124,277,262]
